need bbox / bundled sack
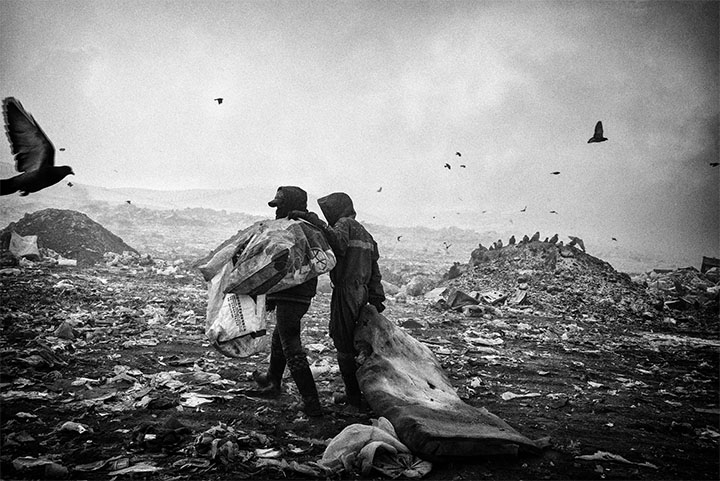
[320,417,432,478]
[199,218,335,357]
[199,218,336,296]
[205,262,269,358]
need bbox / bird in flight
[397,235,402,242]
[1,97,74,196]
[550,171,560,175]
[59,148,66,152]
[214,98,223,104]
[444,163,451,170]
[588,121,608,143]
[455,152,461,157]
[460,164,466,168]
[67,181,73,187]
[520,206,527,212]
[126,200,132,204]
[550,210,558,214]
[711,162,719,167]
[612,237,617,241]
[376,186,382,192]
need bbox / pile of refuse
[424,239,718,324]
[632,266,719,313]
[0,209,137,267]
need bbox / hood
[318,192,356,226]
[268,186,308,219]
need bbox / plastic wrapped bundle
[198,218,336,358]
[225,219,335,296]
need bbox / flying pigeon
[520,206,527,212]
[1,97,74,196]
[376,186,382,192]
[550,210,558,214]
[588,121,608,143]
[711,163,719,167]
[460,164,466,168]
[612,237,617,241]
[551,171,560,175]
[67,181,73,187]
[444,163,451,170]
[455,152,461,157]
[397,235,402,242]
[214,98,223,104]
[59,148,66,151]
[126,200,132,204]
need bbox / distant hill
[0,161,685,273]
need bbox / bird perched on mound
[568,235,586,252]
[588,121,608,143]
[1,97,73,196]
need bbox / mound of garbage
[427,238,718,326]
[0,209,137,266]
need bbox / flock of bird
[1,97,717,202]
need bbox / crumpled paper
[319,417,432,478]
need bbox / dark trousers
[266,301,319,402]
[330,284,368,401]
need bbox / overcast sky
[1,0,718,263]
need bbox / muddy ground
[0,264,718,480]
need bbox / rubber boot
[288,354,323,417]
[337,352,362,408]
[252,343,285,397]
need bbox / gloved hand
[371,302,386,313]
[287,210,307,220]
[290,211,327,230]
[265,300,277,312]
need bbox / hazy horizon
[1,1,718,265]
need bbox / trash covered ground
[1,249,718,480]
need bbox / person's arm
[324,218,350,256]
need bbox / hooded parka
[318,192,385,406]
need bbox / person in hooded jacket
[252,186,324,417]
[290,192,385,409]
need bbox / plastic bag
[213,219,335,296]
[205,262,269,358]
[198,219,335,296]
[9,231,41,261]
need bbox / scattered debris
[575,450,658,469]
